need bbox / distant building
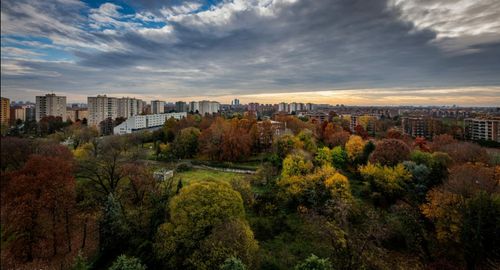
[305,103,316,111]
[278,102,288,112]
[231,99,240,106]
[401,117,442,139]
[87,95,119,126]
[10,107,26,123]
[113,112,187,135]
[35,94,67,122]
[1,97,10,125]
[304,112,328,123]
[464,117,499,142]
[151,100,166,114]
[189,101,200,113]
[248,102,259,112]
[198,100,220,115]
[66,108,89,122]
[118,97,144,118]
[175,101,188,112]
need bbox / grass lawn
[173,168,248,185]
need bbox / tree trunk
[81,216,88,249]
[65,209,72,253]
[52,207,57,257]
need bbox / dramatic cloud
[1,0,499,105]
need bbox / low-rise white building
[113,112,186,135]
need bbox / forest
[1,114,499,270]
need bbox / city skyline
[2,0,500,105]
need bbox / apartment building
[151,100,166,114]
[66,108,89,122]
[198,100,220,115]
[114,112,187,135]
[401,117,442,139]
[0,97,10,125]
[35,94,67,122]
[87,95,119,126]
[464,117,499,142]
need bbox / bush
[175,162,193,172]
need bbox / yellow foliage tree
[345,135,365,160]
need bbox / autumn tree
[369,139,410,166]
[172,127,201,158]
[154,181,257,269]
[295,254,332,270]
[345,135,365,162]
[2,153,76,263]
[76,135,141,198]
[421,163,499,269]
[359,163,412,205]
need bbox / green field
[173,168,248,185]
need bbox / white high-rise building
[87,95,119,127]
[114,112,187,135]
[35,94,67,122]
[199,100,220,115]
[189,101,199,113]
[118,97,144,118]
[278,102,288,112]
[151,100,166,114]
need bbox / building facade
[151,100,166,114]
[175,101,188,112]
[114,112,187,135]
[35,94,67,122]
[198,100,220,115]
[464,117,499,142]
[401,117,442,139]
[66,108,89,122]
[0,97,10,125]
[87,95,119,126]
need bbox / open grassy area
[173,168,248,185]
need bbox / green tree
[220,257,246,270]
[154,181,257,269]
[109,255,146,270]
[315,147,332,166]
[331,146,348,169]
[172,127,201,158]
[295,254,332,270]
[281,152,314,178]
[71,251,91,270]
[359,163,412,205]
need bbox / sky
[1,0,500,105]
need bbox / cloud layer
[1,0,500,105]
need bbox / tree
[421,163,500,268]
[220,257,246,270]
[359,163,412,205]
[354,125,368,139]
[0,137,32,172]
[369,139,410,166]
[295,254,332,270]
[345,135,365,161]
[154,181,257,269]
[440,142,489,164]
[297,129,317,153]
[281,152,314,178]
[76,136,140,198]
[331,146,348,169]
[71,251,91,270]
[315,147,332,166]
[162,117,178,143]
[109,255,146,270]
[2,153,76,262]
[172,127,201,158]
